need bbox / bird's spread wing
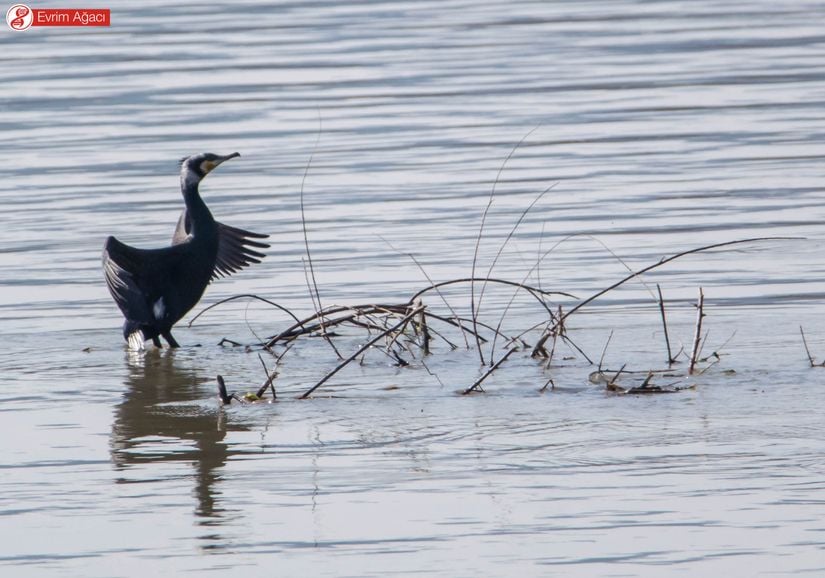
[102,236,155,324]
[102,236,188,323]
[213,222,269,281]
[172,209,269,281]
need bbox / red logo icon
[6,4,33,30]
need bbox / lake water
[2,0,825,575]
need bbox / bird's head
[180,152,240,189]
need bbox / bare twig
[560,334,594,365]
[598,330,614,372]
[409,277,574,313]
[539,376,555,392]
[301,110,324,314]
[383,311,418,353]
[697,358,720,376]
[688,288,705,375]
[491,232,665,361]
[477,182,558,363]
[302,258,343,359]
[657,284,675,365]
[531,236,798,357]
[417,304,431,355]
[266,303,407,347]
[471,126,541,364]
[298,111,343,361]
[420,321,458,350]
[696,328,711,363]
[544,305,563,367]
[190,294,302,328]
[462,347,517,395]
[640,371,655,388]
[605,363,628,392]
[421,358,446,388]
[535,222,546,293]
[799,326,823,367]
[256,353,277,399]
[379,236,470,348]
[299,305,425,399]
[611,363,627,384]
[702,330,736,362]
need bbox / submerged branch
[299,305,425,399]
[531,236,799,357]
[463,347,517,395]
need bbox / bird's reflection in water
[110,350,251,533]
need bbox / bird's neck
[180,176,215,234]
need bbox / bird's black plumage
[102,152,269,349]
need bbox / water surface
[2,1,825,575]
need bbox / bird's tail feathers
[127,331,145,351]
[124,320,146,351]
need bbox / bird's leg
[152,336,162,348]
[162,332,180,348]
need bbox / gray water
[2,1,825,575]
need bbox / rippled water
[2,1,825,575]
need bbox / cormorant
[103,152,269,350]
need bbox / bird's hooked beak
[202,152,241,175]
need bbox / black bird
[103,152,269,350]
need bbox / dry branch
[299,305,425,399]
[462,347,517,395]
[477,182,558,362]
[379,235,471,349]
[409,277,574,313]
[189,294,302,327]
[688,288,705,375]
[657,284,675,366]
[256,353,277,399]
[266,303,406,347]
[471,127,541,364]
[530,237,797,358]
[212,234,798,399]
[799,325,825,367]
